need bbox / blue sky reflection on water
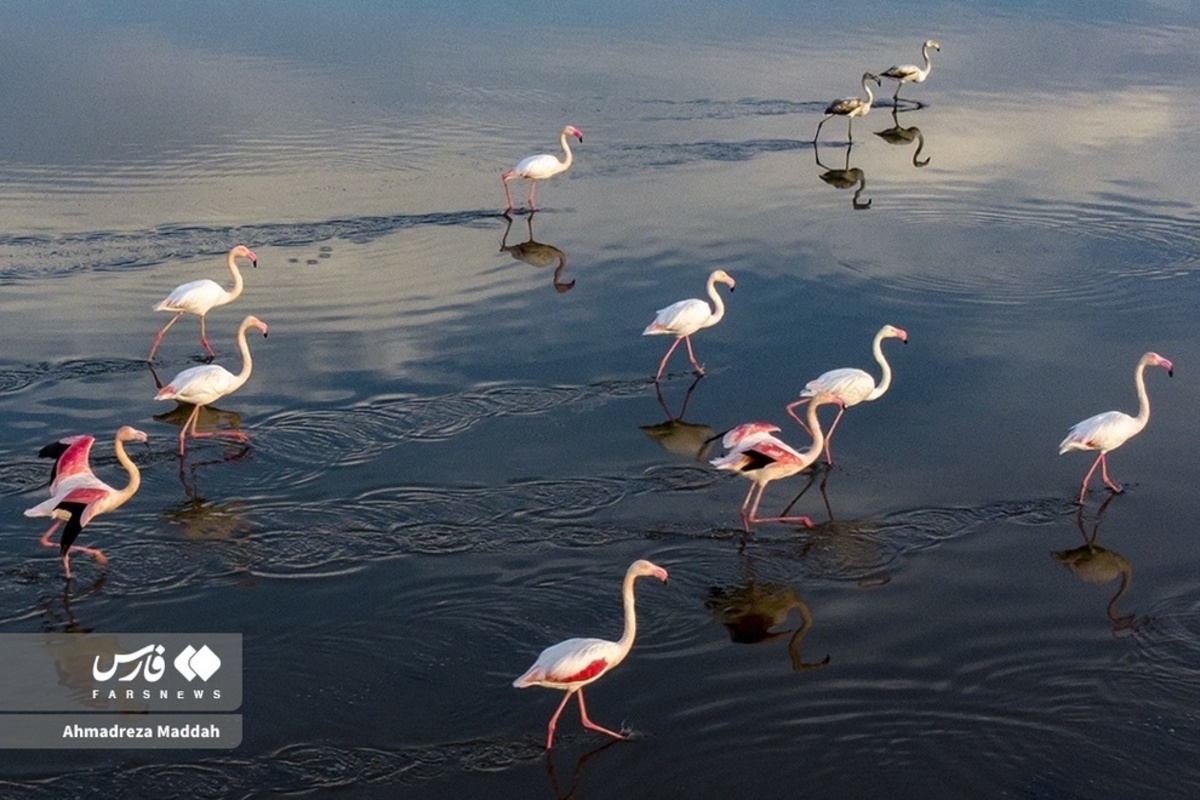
[1,1,1200,797]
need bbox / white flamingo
[881,40,941,103]
[514,559,669,749]
[643,269,736,381]
[787,325,908,463]
[502,125,584,214]
[1059,351,1173,504]
[155,315,269,455]
[816,72,880,143]
[148,245,258,361]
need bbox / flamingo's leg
[786,398,814,435]
[199,316,215,358]
[654,338,684,382]
[178,404,203,455]
[545,689,575,750]
[1098,453,1122,494]
[683,336,704,375]
[503,176,516,214]
[39,520,63,549]
[528,181,538,212]
[67,544,108,566]
[822,405,848,463]
[576,689,624,740]
[1078,452,1105,504]
[148,312,185,361]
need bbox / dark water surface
[3,2,1200,797]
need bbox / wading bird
[148,245,258,361]
[711,392,841,530]
[155,315,269,455]
[24,426,148,579]
[502,125,584,214]
[788,324,908,463]
[1059,351,1173,504]
[643,269,736,381]
[816,73,881,143]
[881,40,941,103]
[514,559,669,749]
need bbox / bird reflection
[639,376,718,462]
[164,458,251,541]
[705,557,830,672]
[500,214,574,293]
[39,576,105,633]
[874,107,930,167]
[1052,496,1149,636]
[813,141,871,209]
[153,397,248,456]
[544,738,622,799]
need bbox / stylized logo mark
[174,645,222,681]
[92,644,167,682]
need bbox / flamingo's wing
[509,153,562,180]
[721,422,781,449]
[644,298,711,336]
[156,365,239,404]
[881,64,921,82]
[37,434,95,494]
[802,368,874,405]
[1059,411,1141,454]
[825,97,866,116]
[514,637,621,688]
[155,279,226,314]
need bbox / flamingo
[502,125,584,214]
[148,245,258,361]
[710,392,842,531]
[643,269,736,382]
[787,324,908,463]
[815,73,881,144]
[1059,351,1173,504]
[514,559,669,749]
[24,426,147,579]
[155,315,269,455]
[880,40,941,103]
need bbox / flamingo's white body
[155,315,269,455]
[1059,351,1173,503]
[788,325,908,463]
[24,426,147,578]
[711,393,841,530]
[643,269,736,381]
[149,245,258,361]
[881,40,941,102]
[514,559,669,749]
[816,73,881,143]
[502,125,584,213]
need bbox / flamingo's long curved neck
[226,251,246,302]
[230,322,258,391]
[803,401,827,462]
[867,329,894,401]
[613,568,642,660]
[558,130,575,171]
[1132,358,1154,429]
[921,43,934,72]
[862,75,876,106]
[704,275,728,328]
[110,435,142,510]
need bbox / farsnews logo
[92,643,222,683]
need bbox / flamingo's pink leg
[655,338,684,382]
[199,316,215,358]
[1098,453,1122,494]
[1078,452,1105,504]
[178,404,203,455]
[61,552,72,580]
[745,482,813,528]
[39,520,63,548]
[822,405,848,463]
[503,175,516,213]
[683,336,704,375]
[528,181,538,212]
[68,544,108,566]
[148,312,185,361]
[576,689,624,740]
[545,689,575,749]
[786,398,814,436]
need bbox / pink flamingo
[787,324,908,463]
[502,125,584,214]
[711,392,842,530]
[155,315,269,455]
[815,72,881,143]
[1059,351,1173,504]
[24,426,147,579]
[643,269,736,382]
[148,245,258,361]
[513,559,669,749]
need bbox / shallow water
[3,2,1200,797]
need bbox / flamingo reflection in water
[710,392,842,531]
[788,324,908,464]
[24,426,148,579]
[639,375,719,462]
[1052,496,1150,636]
[1058,351,1173,504]
[815,72,881,144]
[514,559,669,749]
[705,567,830,672]
[875,107,931,167]
[813,141,871,209]
[502,124,584,214]
[499,214,574,293]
